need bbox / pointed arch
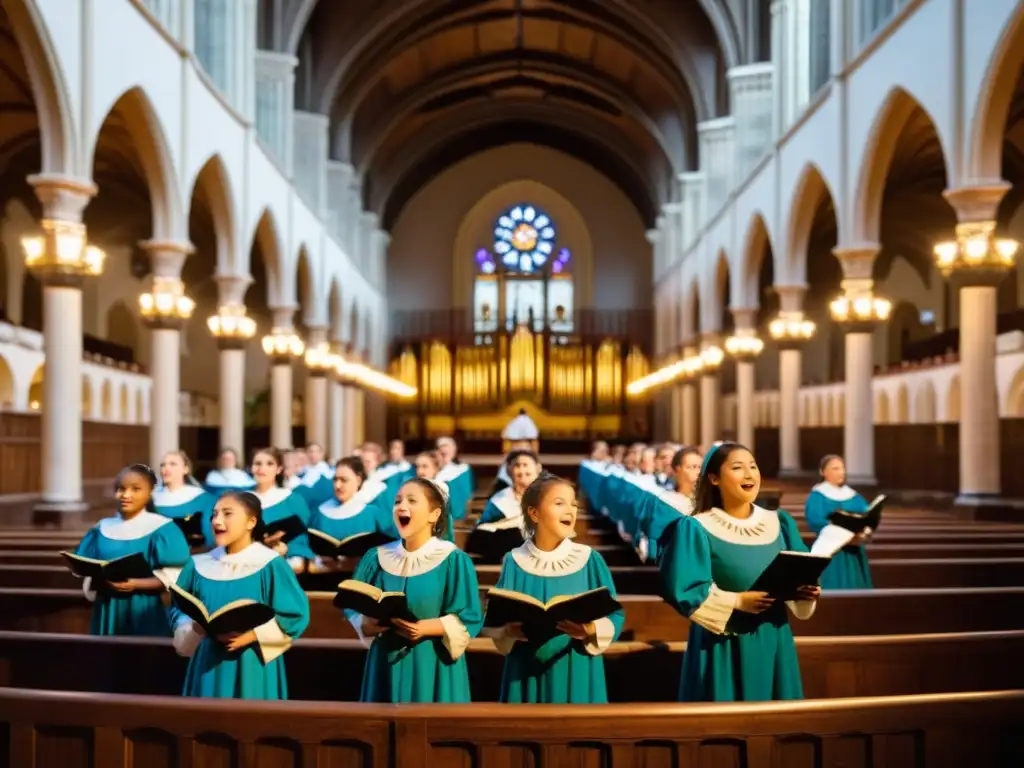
[250,207,286,306]
[188,154,237,273]
[851,87,950,245]
[682,276,701,342]
[914,380,937,423]
[328,277,344,341]
[783,162,836,284]
[348,298,361,351]
[89,86,183,240]
[295,245,322,325]
[739,212,772,308]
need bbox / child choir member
[346,478,482,703]
[635,446,701,563]
[484,473,623,703]
[435,436,474,522]
[384,440,415,483]
[203,448,256,496]
[292,443,334,508]
[659,442,820,701]
[805,454,873,590]
[477,450,540,529]
[308,456,398,546]
[74,464,190,636]
[172,491,310,699]
[154,451,216,548]
[251,448,315,572]
[413,450,440,480]
[355,442,401,515]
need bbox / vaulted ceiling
[274,0,756,228]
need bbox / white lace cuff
[253,618,292,663]
[348,612,374,647]
[173,620,203,657]
[786,598,817,620]
[583,616,616,656]
[688,583,738,634]
[439,614,471,660]
[82,576,97,603]
[152,567,180,590]
[481,626,517,655]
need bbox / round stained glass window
[493,204,555,273]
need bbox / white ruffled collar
[98,511,172,541]
[356,478,387,502]
[510,537,591,577]
[695,505,780,546]
[436,462,469,482]
[300,462,332,487]
[193,542,279,580]
[253,486,291,508]
[204,468,255,488]
[376,537,457,577]
[318,495,368,520]
[490,487,522,520]
[153,484,206,506]
[369,465,400,483]
[812,482,857,501]
[386,459,411,473]
[660,490,694,515]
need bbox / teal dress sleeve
[778,510,809,552]
[660,515,738,634]
[803,492,832,534]
[587,552,624,645]
[440,549,484,650]
[147,522,192,590]
[74,527,100,557]
[254,556,311,662]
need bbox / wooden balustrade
[1,687,1020,767]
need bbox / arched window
[474,204,574,334]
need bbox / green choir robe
[171,543,310,700]
[153,484,217,549]
[805,483,873,590]
[347,537,482,703]
[74,511,191,636]
[660,506,817,702]
[484,538,623,703]
[254,487,314,565]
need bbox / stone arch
[783,162,838,285]
[874,390,890,424]
[738,212,772,309]
[82,376,93,420]
[295,245,321,325]
[249,207,286,307]
[119,383,129,422]
[328,277,344,342]
[946,375,961,422]
[348,299,361,353]
[188,154,237,273]
[702,249,731,334]
[105,300,140,360]
[0,354,14,408]
[100,379,113,421]
[895,383,909,423]
[851,87,951,245]
[967,5,1024,181]
[915,380,937,423]
[88,86,183,241]
[682,276,701,342]
[136,389,145,424]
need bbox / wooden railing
[2,687,1021,767]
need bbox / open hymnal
[264,515,307,544]
[749,551,831,600]
[169,583,275,636]
[810,495,887,556]
[60,551,153,583]
[483,586,621,630]
[332,579,417,623]
[308,530,397,559]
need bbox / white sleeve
[582,616,616,656]
[481,625,518,656]
[253,618,293,662]
[348,613,374,648]
[152,567,181,590]
[786,598,817,620]
[81,576,97,603]
[438,614,471,660]
[172,619,203,657]
[688,584,739,634]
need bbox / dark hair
[252,447,285,487]
[400,478,449,537]
[819,454,843,474]
[518,407,527,415]
[671,446,701,471]
[505,449,539,470]
[520,472,573,538]
[115,463,158,513]
[692,442,754,514]
[219,490,266,542]
[335,455,367,484]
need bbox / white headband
[426,479,450,507]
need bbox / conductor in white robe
[502,408,539,453]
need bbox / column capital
[729,307,758,331]
[305,326,328,347]
[269,306,297,329]
[139,240,194,278]
[943,183,1011,224]
[215,273,253,305]
[28,174,96,223]
[773,283,807,313]
[832,244,881,282]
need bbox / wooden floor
[0,480,1021,766]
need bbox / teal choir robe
[660,507,816,702]
[346,538,483,703]
[203,468,256,498]
[381,460,415,498]
[484,539,624,703]
[74,512,191,636]
[292,462,335,510]
[436,462,474,522]
[356,476,404,539]
[635,488,693,565]
[172,543,310,700]
[477,486,523,526]
[309,493,396,543]
[254,487,315,564]
[153,485,217,548]
[805,482,873,590]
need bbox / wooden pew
[2,586,1022,641]
[0,686,1020,767]
[0,628,1019,703]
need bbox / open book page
[810,523,856,556]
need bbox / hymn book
[749,551,831,601]
[811,495,887,556]
[60,551,153,583]
[483,586,621,630]
[264,515,307,543]
[465,524,525,563]
[169,583,276,636]
[332,579,417,623]
[308,529,396,559]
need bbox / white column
[958,285,1000,495]
[304,327,328,446]
[699,373,720,448]
[681,345,699,445]
[271,361,293,448]
[219,345,245,453]
[139,241,193,466]
[779,347,802,473]
[328,376,345,460]
[342,384,359,454]
[730,308,759,450]
[843,331,875,484]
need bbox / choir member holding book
[468,450,540,561]
[338,478,482,703]
[659,442,822,702]
[67,464,190,636]
[804,454,878,590]
[154,450,216,549]
[483,473,624,703]
[250,448,314,573]
[170,491,310,700]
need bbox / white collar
[660,490,694,515]
[436,462,469,482]
[370,465,400,483]
[695,505,780,546]
[318,496,368,520]
[193,542,279,580]
[387,459,411,472]
[285,475,301,490]
[376,537,457,577]
[812,482,857,501]
[301,462,332,487]
[511,537,591,577]
[254,486,292,508]
[490,487,522,520]
[205,468,255,487]
[153,485,205,506]
[624,472,657,489]
[98,511,172,541]
[356,479,387,502]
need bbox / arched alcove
[0,355,14,408]
[915,380,937,423]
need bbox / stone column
[680,344,699,446]
[25,176,97,518]
[138,241,194,466]
[304,327,329,447]
[267,308,298,448]
[940,186,1014,503]
[212,275,251,454]
[832,246,884,486]
[699,335,722,448]
[730,308,760,450]
[328,342,346,460]
[774,285,809,475]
